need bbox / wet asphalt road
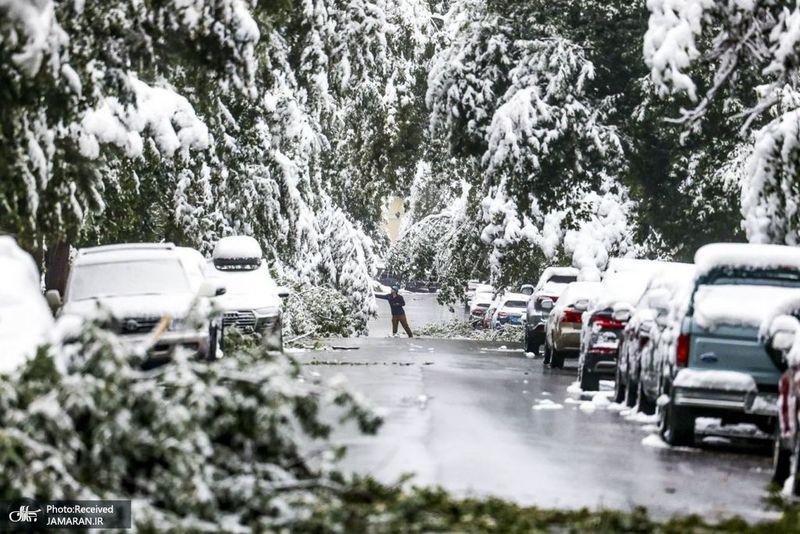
[291,294,779,522]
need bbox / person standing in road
[376,285,413,337]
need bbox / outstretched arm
[375,293,390,300]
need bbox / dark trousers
[392,314,413,337]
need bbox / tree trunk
[45,240,71,293]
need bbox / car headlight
[168,318,187,331]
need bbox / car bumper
[583,350,617,376]
[553,326,581,351]
[120,329,208,355]
[673,387,778,417]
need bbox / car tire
[579,367,599,391]
[773,432,792,487]
[791,436,800,496]
[659,397,694,447]
[550,349,565,369]
[613,367,626,404]
[625,378,638,408]
[543,343,552,365]
[638,379,655,415]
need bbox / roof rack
[78,243,176,255]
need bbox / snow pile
[673,369,757,392]
[1,0,68,77]
[554,282,602,312]
[213,235,263,260]
[761,313,800,367]
[693,284,800,330]
[532,399,564,411]
[0,237,53,373]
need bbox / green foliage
[0,319,382,529]
[279,275,359,338]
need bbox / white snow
[532,399,564,411]
[693,284,800,329]
[673,369,757,391]
[641,433,671,449]
[694,243,800,277]
[0,237,54,373]
[213,235,263,260]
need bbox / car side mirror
[45,289,62,312]
[573,299,589,312]
[539,298,554,311]
[276,286,290,298]
[766,315,800,352]
[612,309,631,322]
[199,281,226,298]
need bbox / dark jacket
[376,292,406,316]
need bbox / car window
[547,275,577,285]
[504,300,527,308]
[69,259,191,300]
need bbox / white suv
[48,243,224,360]
[205,236,288,351]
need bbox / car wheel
[543,343,552,365]
[772,431,792,487]
[613,367,626,404]
[625,378,638,408]
[550,349,565,369]
[659,396,694,447]
[579,367,599,391]
[638,379,655,415]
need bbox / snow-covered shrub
[415,319,524,343]
[279,275,358,339]
[0,319,381,529]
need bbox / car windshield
[69,259,191,301]
[504,300,527,308]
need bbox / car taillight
[593,318,624,329]
[561,309,582,323]
[676,334,690,367]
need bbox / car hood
[62,293,197,320]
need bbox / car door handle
[699,352,718,363]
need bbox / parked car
[655,243,800,446]
[405,279,440,293]
[543,282,601,367]
[576,263,664,391]
[762,313,800,494]
[205,236,289,351]
[490,292,529,329]
[0,236,54,373]
[48,243,225,361]
[469,285,494,326]
[615,263,695,410]
[525,267,578,353]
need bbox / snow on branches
[644,1,800,246]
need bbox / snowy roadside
[414,319,524,343]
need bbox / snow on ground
[532,399,564,411]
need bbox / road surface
[292,294,778,522]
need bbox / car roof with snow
[694,243,800,277]
[554,281,602,310]
[74,243,182,266]
[592,262,674,310]
[213,235,262,260]
[536,266,578,288]
[499,292,529,305]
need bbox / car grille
[223,311,257,331]
[120,317,162,335]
